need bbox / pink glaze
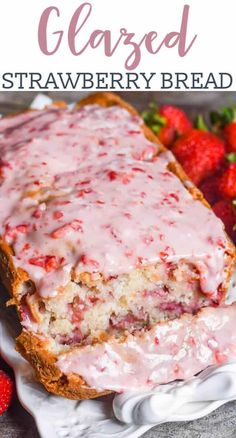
[0,104,229,298]
[57,304,236,392]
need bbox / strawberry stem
[141,103,166,133]
[210,107,236,128]
[226,152,236,163]
[195,115,208,132]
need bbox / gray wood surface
[1,91,236,438]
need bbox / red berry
[199,175,221,205]
[158,126,176,148]
[173,130,225,186]
[160,105,192,135]
[223,122,236,153]
[0,370,13,415]
[218,164,236,199]
[159,105,192,147]
[213,200,236,241]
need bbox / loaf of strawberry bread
[0,92,235,399]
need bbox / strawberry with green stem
[172,114,225,186]
[218,162,236,199]
[143,103,236,241]
[142,103,192,147]
[211,107,236,153]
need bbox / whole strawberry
[199,175,221,205]
[158,125,176,148]
[224,123,236,152]
[211,107,236,152]
[158,105,192,147]
[142,104,192,148]
[213,200,236,242]
[172,130,225,186]
[0,370,13,415]
[218,163,236,199]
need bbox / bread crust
[0,92,235,399]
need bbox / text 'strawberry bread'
[0,92,235,399]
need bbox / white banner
[0,0,235,91]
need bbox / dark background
[1,91,236,116]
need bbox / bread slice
[0,92,235,399]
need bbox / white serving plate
[1,95,236,438]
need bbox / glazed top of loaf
[0,104,230,299]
